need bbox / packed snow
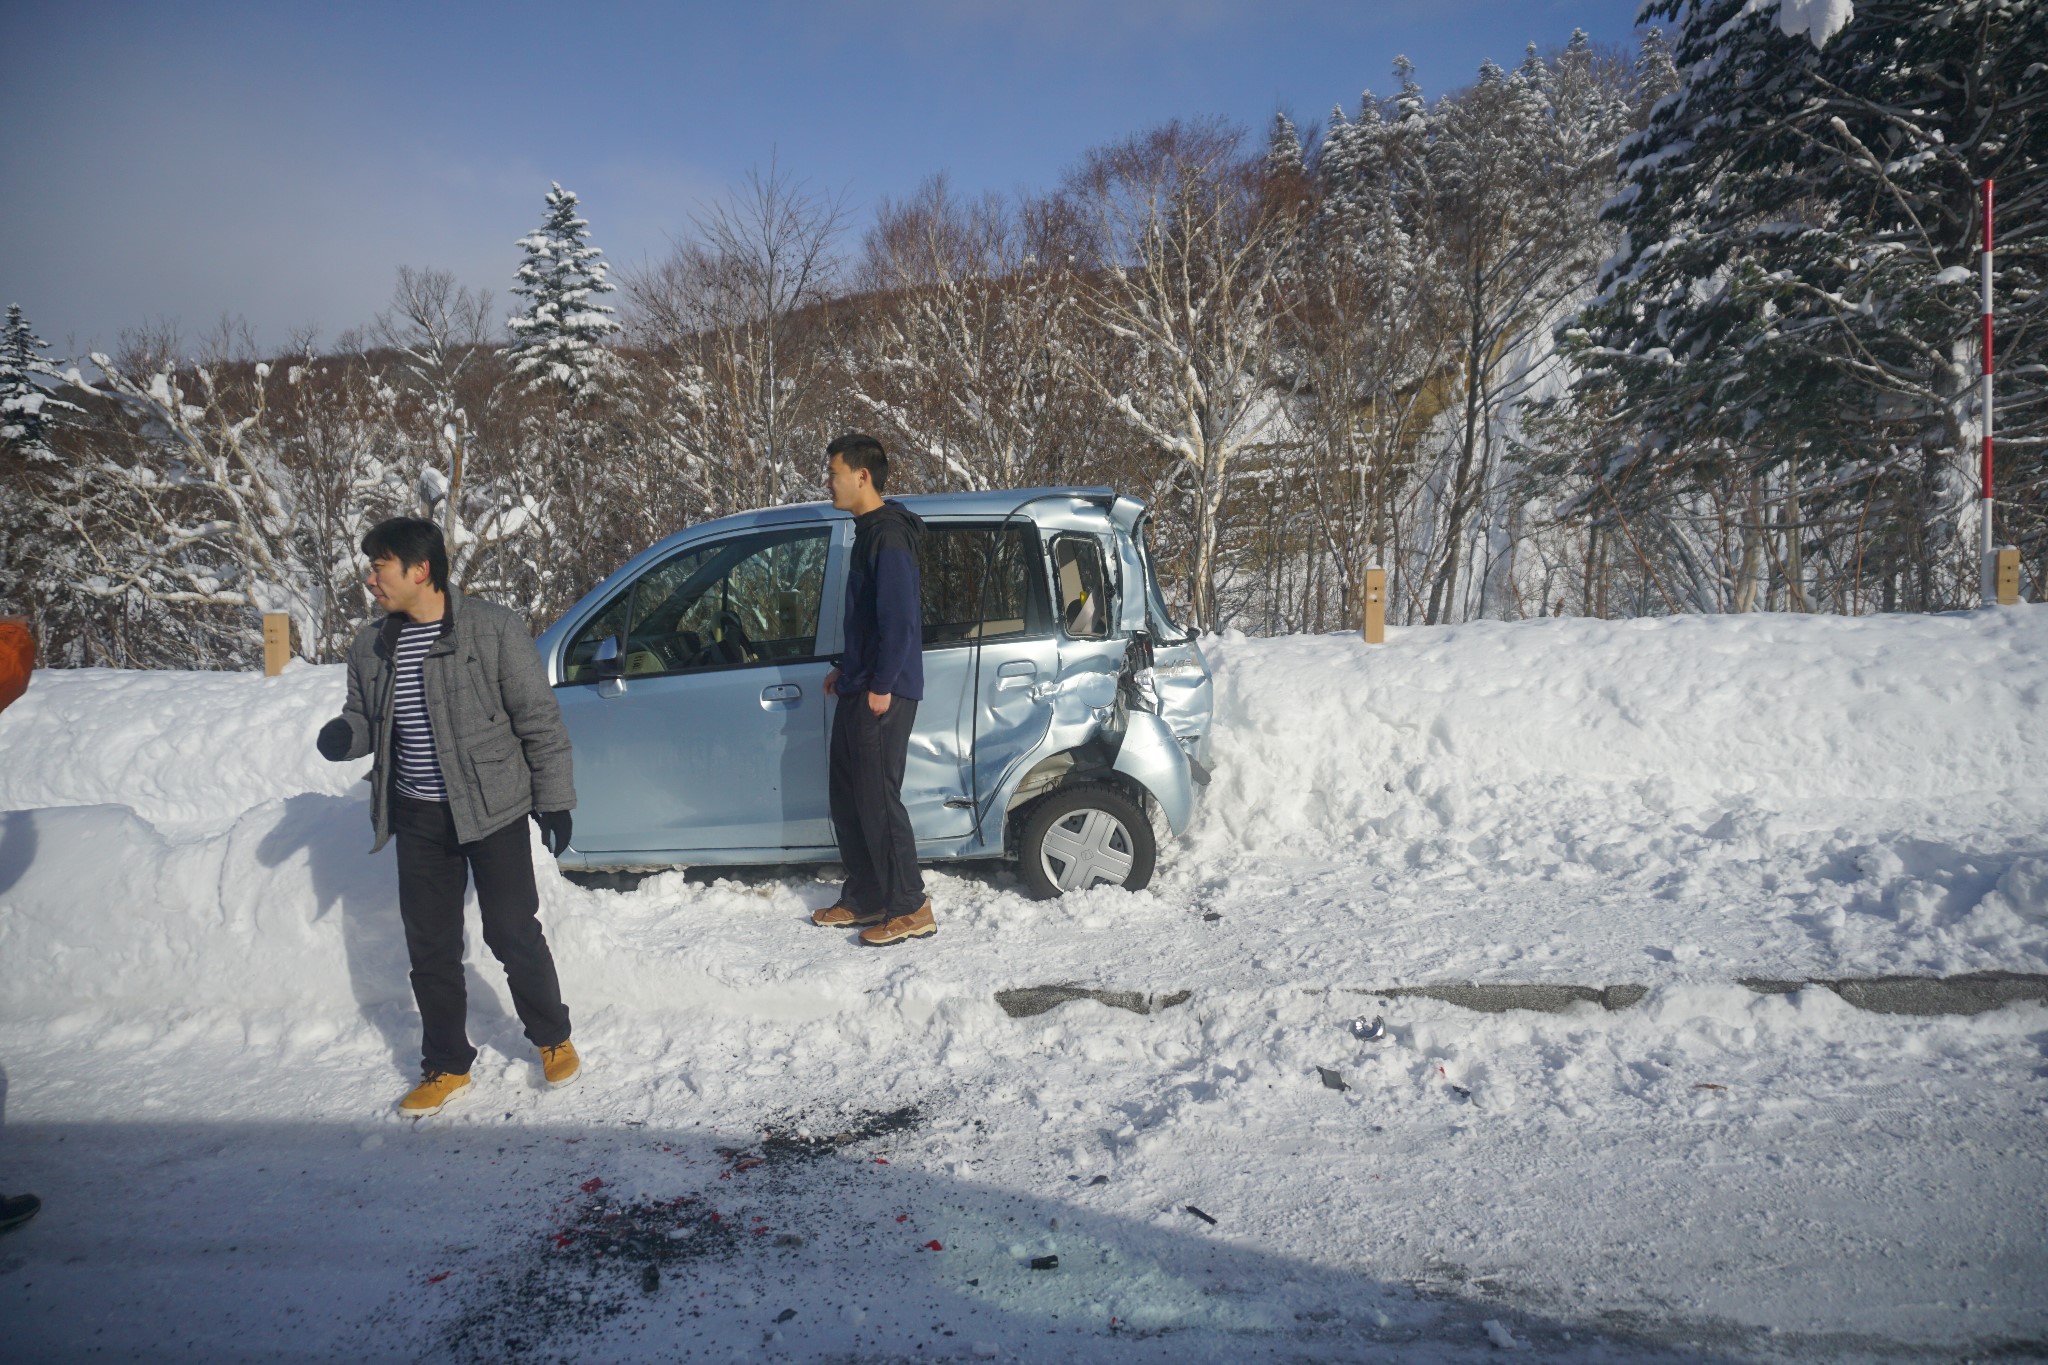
[2,606,2044,1361]
[1752,0,1856,48]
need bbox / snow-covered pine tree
[1561,0,2046,611]
[1265,112,1306,181]
[1629,25,1679,118]
[507,183,622,402]
[0,302,89,632]
[1,303,82,460]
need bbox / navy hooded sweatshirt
[838,501,925,700]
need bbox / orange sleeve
[0,618,36,714]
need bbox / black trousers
[391,794,571,1075]
[828,691,926,917]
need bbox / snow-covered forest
[2,0,2041,668]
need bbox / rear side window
[920,523,1052,647]
[1050,534,1111,639]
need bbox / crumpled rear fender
[1112,710,1194,835]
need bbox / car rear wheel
[1017,784,1157,899]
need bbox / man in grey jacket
[317,517,580,1115]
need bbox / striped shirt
[391,619,449,801]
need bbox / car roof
[677,486,1123,538]
[590,488,1134,591]
[550,487,1140,642]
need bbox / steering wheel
[651,629,704,670]
[716,608,754,663]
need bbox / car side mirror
[592,634,624,680]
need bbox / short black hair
[361,517,449,594]
[827,432,889,493]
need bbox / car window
[561,528,830,682]
[1050,534,1111,638]
[561,584,635,684]
[920,523,1051,648]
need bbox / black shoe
[0,1193,41,1233]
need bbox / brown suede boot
[811,902,885,927]
[858,901,936,946]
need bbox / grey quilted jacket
[330,588,576,851]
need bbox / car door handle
[995,660,1037,691]
[760,683,802,707]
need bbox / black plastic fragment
[1087,1174,1109,1186]
[775,1308,796,1323]
[1030,1255,1060,1270]
[1185,1205,1218,1226]
[1317,1067,1349,1091]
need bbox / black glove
[316,718,353,762]
[532,809,572,857]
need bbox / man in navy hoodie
[812,433,934,945]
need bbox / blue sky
[2,0,1646,357]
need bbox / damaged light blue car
[535,488,1215,897]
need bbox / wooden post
[1362,568,1386,645]
[262,612,293,676]
[1995,547,2021,606]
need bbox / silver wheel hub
[1038,807,1136,892]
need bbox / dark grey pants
[828,691,926,917]
[391,794,571,1075]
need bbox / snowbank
[1199,606,2048,856]
[0,661,359,836]
[1,606,2044,1027]
[7,606,2041,854]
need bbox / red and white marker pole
[1979,178,1997,605]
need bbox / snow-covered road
[2,607,2044,1360]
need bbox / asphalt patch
[1348,973,2048,1017]
[996,985,1193,1018]
[1740,971,2048,1016]
[756,1103,925,1164]
[1356,983,1646,1013]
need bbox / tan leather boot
[811,902,885,927]
[858,901,937,946]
